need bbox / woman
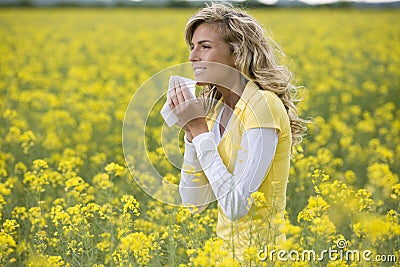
[168,3,306,262]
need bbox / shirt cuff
[183,134,198,163]
[192,132,217,158]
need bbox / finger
[169,81,178,108]
[175,80,185,104]
[180,81,195,102]
[167,88,174,108]
[168,97,174,110]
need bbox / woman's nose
[189,49,200,62]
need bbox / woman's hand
[168,78,208,140]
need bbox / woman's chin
[195,81,210,87]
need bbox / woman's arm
[179,135,213,213]
[191,127,277,221]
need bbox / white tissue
[160,76,197,127]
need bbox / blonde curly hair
[184,3,307,146]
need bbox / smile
[193,67,206,74]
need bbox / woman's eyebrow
[193,40,214,45]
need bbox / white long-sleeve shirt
[179,107,278,221]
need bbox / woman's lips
[193,67,206,74]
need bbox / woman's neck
[216,83,245,109]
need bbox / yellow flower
[93,173,113,190]
[28,206,47,230]
[309,214,336,240]
[46,255,65,266]
[64,176,89,196]
[2,108,17,121]
[57,157,83,174]
[355,189,374,211]
[280,219,302,237]
[176,206,191,223]
[367,162,399,196]
[391,183,400,200]
[0,231,17,261]
[353,215,391,244]
[90,153,107,165]
[32,159,49,172]
[14,162,27,175]
[120,232,154,265]
[20,130,36,154]
[121,194,140,216]
[344,170,356,184]
[104,162,125,177]
[297,196,330,222]
[311,169,330,194]
[18,159,52,194]
[12,206,29,221]
[190,238,229,266]
[243,246,258,262]
[218,256,241,267]
[249,191,267,208]
[163,173,179,185]
[50,204,70,227]
[2,219,19,236]
[96,233,112,252]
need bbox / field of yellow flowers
[0,7,399,266]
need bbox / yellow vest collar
[235,80,260,111]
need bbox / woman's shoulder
[246,83,285,112]
[239,81,289,131]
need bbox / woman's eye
[202,45,211,49]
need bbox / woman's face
[189,23,237,86]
